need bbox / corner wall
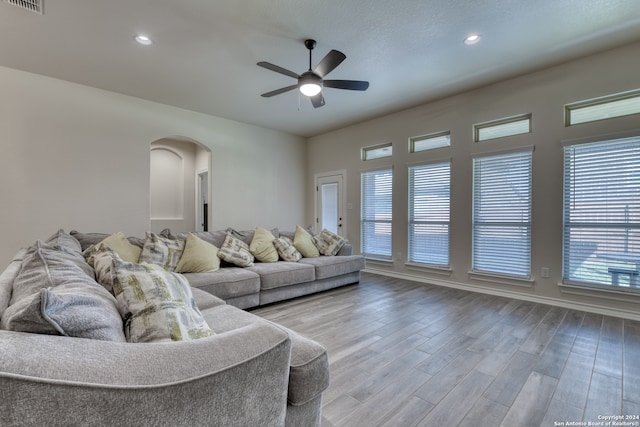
[306,41,640,318]
[0,66,306,267]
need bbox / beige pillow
[175,233,220,273]
[293,225,320,258]
[250,227,279,263]
[87,232,141,263]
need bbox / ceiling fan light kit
[257,39,369,108]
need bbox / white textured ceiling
[1,0,639,137]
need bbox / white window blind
[472,150,532,277]
[408,162,450,265]
[361,168,393,260]
[563,136,640,288]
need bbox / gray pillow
[1,241,125,341]
[45,229,84,258]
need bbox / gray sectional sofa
[71,228,366,309]
[0,228,365,426]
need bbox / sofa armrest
[0,322,291,426]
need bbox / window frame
[562,134,640,292]
[360,167,393,261]
[409,131,451,153]
[471,147,533,279]
[408,160,451,267]
[362,142,393,161]
[473,114,532,143]
[564,88,640,126]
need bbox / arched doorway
[149,137,212,234]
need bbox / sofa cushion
[247,262,315,290]
[139,232,185,272]
[250,227,279,263]
[175,233,220,273]
[293,225,320,258]
[183,268,260,300]
[299,255,366,280]
[1,242,125,341]
[273,237,302,262]
[217,233,254,267]
[313,229,346,256]
[83,232,142,263]
[111,258,214,343]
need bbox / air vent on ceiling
[4,0,43,14]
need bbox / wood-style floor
[252,272,640,427]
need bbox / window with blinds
[472,149,532,277]
[565,89,640,126]
[408,162,450,266]
[361,168,393,260]
[563,136,640,289]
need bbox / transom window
[474,114,532,142]
[565,88,640,126]
[472,149,533,277]
[362,143,392,161]
[563,136,640,289]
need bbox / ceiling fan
[257,39,369,108]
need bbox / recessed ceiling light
[464,34,481,45]
[134,35,153,46]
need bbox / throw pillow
[175,233,220,273]
[45,229,84,258]
[1,241,126,342]
[139,232,185,271]
[110,258,215,343]
[273,237,302,262]
[293,225,320,258]
[249,227,279,263]
[313,229,346,256]
[217,233,255,267]
[83,232,142,263]
[86,245,119,293]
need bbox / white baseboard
[363,267,640,321]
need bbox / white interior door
[316,172,345,236]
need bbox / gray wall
[0,66,307,267]
[306,41,640,318]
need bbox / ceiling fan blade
[261,85,298,97]
[257,61,300,79]
[310,93,325,108]
[324,80,369,91]
[313,50,346,78]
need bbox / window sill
[406,262,452,277]
[467,270,534,287]
[559,280,640,303]
[364,257,393,266]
